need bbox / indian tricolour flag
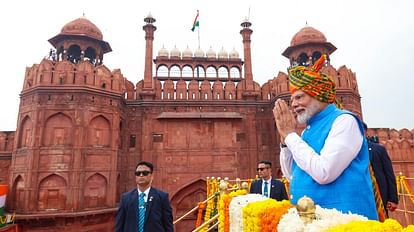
[191,10,199,32]
[0,185,8,215]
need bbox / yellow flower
[403,225,414,232]
[384,219,403,231]
[325,219,405,232]
[242,198,293,232]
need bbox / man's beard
[296,100,320,124]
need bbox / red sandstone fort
[0,14,413,231]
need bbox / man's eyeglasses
[135,171,152,176]
[256,167,269,172]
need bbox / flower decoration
[229,194,266,232]
[243,199,292,232]
[218,189,247,232]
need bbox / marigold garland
[242,199,292,232]
[218,194,231,232]
[229,193,264,231]
[198,176,414,232]
[218,189,247,232]
[195,202,206,228]
[200,179,219,232]
[281,177,290,200]
[403,225,414,232]
[261,203,292,231]
[325,218,403,232]
[223,192,414,232]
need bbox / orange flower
[195,202,206,228]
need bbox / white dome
[206,47,216,58]
[194,47,205,58]
[229,48,239,59]
[182,46,193,58]
[158,46,169,57]
[170,46,181,58]
[218,47,228,59]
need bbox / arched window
[42,113,73,146]
[206,66,217,78]
[157,65,168,77]
[67,45,81,64]
[84,173,108,208]
[11,176,24,210]
[84,47,97,65]
[18,116,33,148]
[218,67,228,78]
[297,53,309,66]
[87,116,111,147]
[169,65,181,77]
[182,66,193,77]
[194,66,205,78]
[230,67,241,78]
[312,51,322,65]
[38,174,67,210]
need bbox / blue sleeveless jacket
[290,104,378,220]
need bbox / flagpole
[197,10,200,48]
[198,24,200,48]
[192,10,200,48]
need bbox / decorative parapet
[367,128,414,162]
[22,59,127,96]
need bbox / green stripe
[191,21,199,32]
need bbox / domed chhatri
[290,24,326,46]
[206,47,216,58]
[194,47,205,58]
[218,47,228,59]
[229,48,239,59]
[61,17,103,41]
[48,15,111,64]
[170,46,181,58]
[158,46,169,57]
[282,24,336,59]
[182,46,193,58]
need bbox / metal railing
[395,174,414,225]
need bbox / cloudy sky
[0,0,413,131]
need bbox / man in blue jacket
[363,122,399,217]
[249,160,288,201]
[273,54,378,220]
[115,161,173,232]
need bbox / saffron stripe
[192,10,199,28]
[0,185,7,196]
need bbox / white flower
[278,207,305,232]
[278,205,368,232]
[228,194,266,232]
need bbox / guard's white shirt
[138,187,151,203]
[280,114,363,185]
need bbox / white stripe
[0,195,6,207]
[7,214,14,223]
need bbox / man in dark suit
[115,161,173,232]
[249,160,288,201]
[363,123,399,217]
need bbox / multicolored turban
[288,54,342,108]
